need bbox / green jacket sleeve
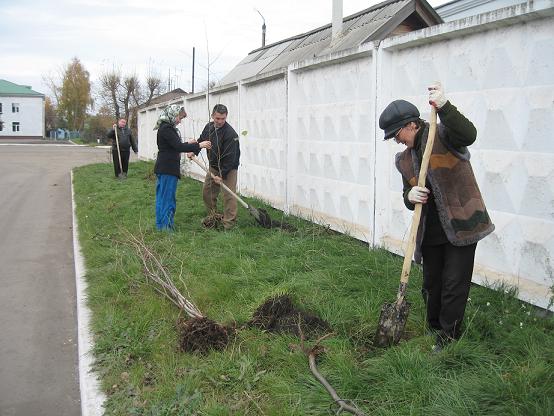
[438,101,477,149]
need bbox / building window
[0,103,3,114]
[12,122,20,132]
[12,103,19,113]
[0,121,3,131]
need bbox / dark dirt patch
[178,317,230,353]
[250,295,331,339]
[255,208,297,232]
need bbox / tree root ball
[202,213,224,230]
[178,317,230,354]
[250,295,331,339]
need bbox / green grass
[73,161,554,415]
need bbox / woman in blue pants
[154,105,211,230]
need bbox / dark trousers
[112,148,130,176]
[421,242,477,340]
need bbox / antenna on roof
[255,9,266,47]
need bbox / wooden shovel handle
[399,107,437,286]
[189,155,249,209]
[114,125,123,173]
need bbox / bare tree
[44,97,57,132]
[98,69,121,119]
[42,71,62,106]
[122,74,140,123]
[144,73,163,106]
[98,66,166,135]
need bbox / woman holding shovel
[379,83,494,351]
[154,105,211,230]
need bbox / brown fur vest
[395,124,494,262]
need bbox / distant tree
[144,73,164,105]
[42,71,62,106]
[58,57,92,131]
[82,105,114,143]
[99,69,122,119]
[44,96,57,132]
[98,67,164,133]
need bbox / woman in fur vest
[379,83,494,352]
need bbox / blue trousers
[156,174,178,230]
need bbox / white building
[138,0,554,310]
[0,79,45,139]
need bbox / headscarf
[154,104,185,130]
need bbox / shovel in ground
[189,155,272,228]
[114,123,124,179]
[374,106,437,348]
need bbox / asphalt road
[0,144,115,416]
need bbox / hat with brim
[379,100,420,140]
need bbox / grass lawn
[73,161,554,415]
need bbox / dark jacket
[396,101,494,262]
[107,126,137,152]
[197,121,239,179]
[154,122,200,178]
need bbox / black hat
[379,100,420,140]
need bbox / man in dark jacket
[107,118,137,178]
[154,105,211,230]
[379,82,494,352]
[196,104,240,230]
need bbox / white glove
[428,82,447,109]
[408,186,430,204]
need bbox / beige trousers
[203,168,238,229]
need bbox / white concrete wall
[239,77,288,208]
[137,3,554,309]
[0,96,44,137]
[181,94,209,179]
[137,106,161,160]
[287,57,375,240]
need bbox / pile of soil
[178,317,230,353]
[256,208,297,232]
[250,295,331,338]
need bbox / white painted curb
[71,170,106,415]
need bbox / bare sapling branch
[124,230,204,319]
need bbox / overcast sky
[0,0,448,99]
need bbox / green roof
[0,79,44,97]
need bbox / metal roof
[137,88,187,109]
[219,0,442,85]
[0,79,44,97]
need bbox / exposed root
[202,213,224,229]
[293,324,367,416]
[124,230,230,354]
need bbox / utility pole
[192,46,195,94]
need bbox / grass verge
[73,161,554,415]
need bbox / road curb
[71,170,106,415]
